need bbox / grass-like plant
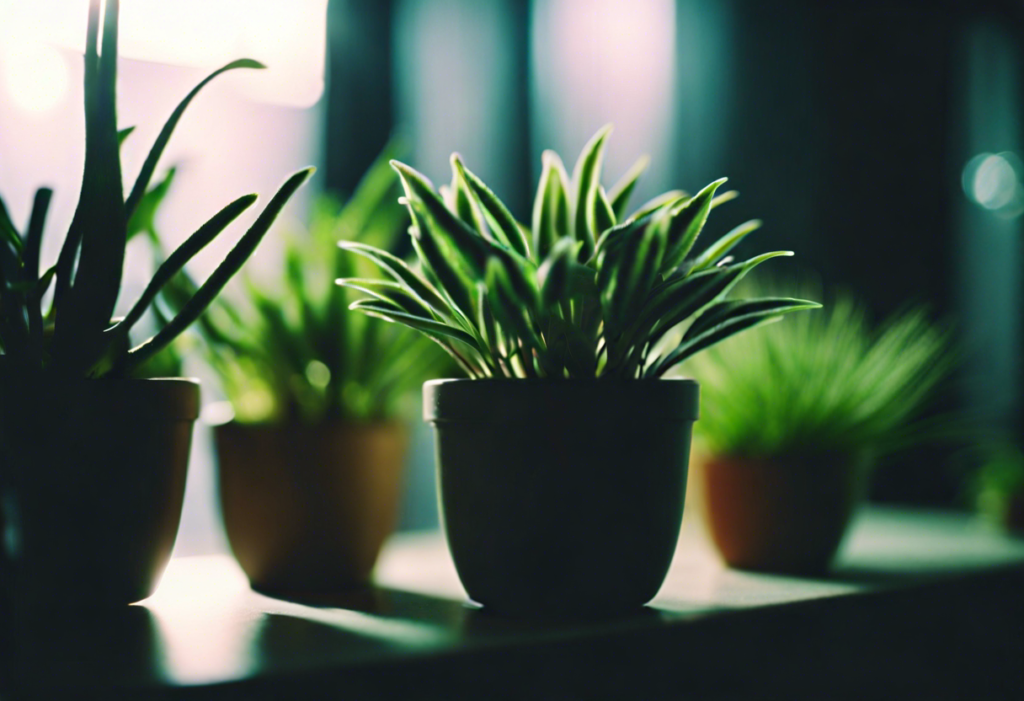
[684,284,954,458]
[179,148,452,423]
[338,126,818,379]
[0,0,312,380]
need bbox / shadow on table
[259,584,686,639]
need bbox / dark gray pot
[0,375,199,609]
[424,378,699,618]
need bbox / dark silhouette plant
[338,126,817,378]
[0,0,313,380]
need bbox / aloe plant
[338,127,818,379]
[181,147,452,423]
[0,0,313,380]
[685,283,955,458]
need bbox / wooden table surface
[5,507,1024,700]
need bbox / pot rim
[424,377,699,423]
[2,375,201,421]
[214,417,408,433]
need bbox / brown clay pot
[700,452,869,575]
[215,421,409,594]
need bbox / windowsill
[8,506,1024,698]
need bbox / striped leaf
[609,155,649,221]
[532,150,571,260]
[571,124,612,261]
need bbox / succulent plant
[685,283,954,458]
[0,0,313,380]
[338,126,817,379]
[180,146,452,423]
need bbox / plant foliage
[339,126,818,379]
[685,283,955,458]
[0,0,312,379]
[179,147,452,423]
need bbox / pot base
[700,453,867,575]
[217,421,408,593]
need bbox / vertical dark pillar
[507,0,534,218]
[324,0,396,196]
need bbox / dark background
[324,0,1024,509]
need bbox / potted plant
[972,444,1024,535]
[179,149,451,594]
[339,126,818,616]
[0,0,313,609]
[684,287,953,574]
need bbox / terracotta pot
[0,376,198,608]
[424,378,700,618]
[215,421,409,593]
[700,452,869,575]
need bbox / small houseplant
[0,0,312,608]
[340,126,818,616]
[684,286,953,573]
[972,444,1024,534]
[185,150,450,593]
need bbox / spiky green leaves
[339,126,818,379]
[688,288,953,458]
[185,145,448,423]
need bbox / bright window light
[532,0,676,195]
[0,0,327,108]
[1,39,70,113]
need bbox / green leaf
[447,162,489,240]
[538,238,578,309]
[571,125,612,261]
[391,160,489,276]
[127,167,176,241]
[111,192,258,339]
[682,297,822,344]
[337,278,436,318]
[125,58,266,219]
[648,314,785,378]
[23,188,52,282]
[452,155,530,257]
[407,200,477,321]
[609,155,649,221]
[475,282,499,358]
[118,126,136,147]
[596,216,648,294]
[660,177,727,271]
[337,241,450,316]
[349,299,478,348]
[485,258,543,358]
[531,150,571,261]
[689,219,763,273]
[628,190,688,222]
[595,186,616,237]
[711,190,739,209]
[0,193,23,252]
[644,251,795,339]
[52,0,127,375]
[608,222,665,339]
[115,166,314,375]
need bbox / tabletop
[5,506,1024,700]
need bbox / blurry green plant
[0,0,312,380]
[338,126,818,379]
[971,443,1024,529]
[181,148,452,423]
[684,283,954,458]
